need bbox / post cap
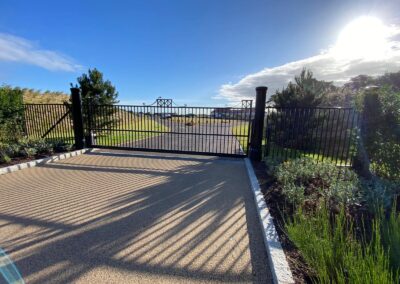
[255,86,268,92]
[70,87,80,94]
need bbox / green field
[27,111,166,147]
[232,123,251,153]
[95,116,166,146]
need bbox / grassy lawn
[96,116,166,146]
[232,123,251,153]
[232,124,350,166]
[29,115,166,147]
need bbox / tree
[266,69,336,154]
[72,68,119,132]
[269,69,335,107]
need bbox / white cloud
[0,33,82,72]
[218,17,400,103]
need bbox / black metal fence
[24,103,74,143]
[21,97,360,163]
[264,107,360,166]
[85,104,253,157]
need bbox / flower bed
[254,157,400,283]
[0,138,73,167]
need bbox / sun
[333,16,392,60]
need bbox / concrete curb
[244,158,294,284]
[0,148,92,176]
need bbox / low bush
[360,178,399,212]
[51,140,73,153]
[272,157,400,282]
[0,138,73,165]
[0,150,11,164]
[274,157,359,210]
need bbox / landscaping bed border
[244,158,294,284]
[0,148,93,175]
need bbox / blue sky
[1,0,400,106]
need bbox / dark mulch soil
[252,161,313,284]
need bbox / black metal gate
[85,102,253,157]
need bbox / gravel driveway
[0,150,271,283]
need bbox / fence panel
[24,104,74,143]
[264,107,359,166]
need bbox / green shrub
[51,140,73,153]
[19,147,37,158]
[0,138,73,165]
[0,151,11,164]
[29,139,54,155]
[285,205,396,283]
[275,157,359,208]
[360,179,399,212]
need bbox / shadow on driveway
[0,150,271,283]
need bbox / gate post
[70,88,85,150]
[249,86,267,161]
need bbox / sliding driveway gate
[85,102,253,157]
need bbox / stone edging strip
[244,158,294,284]
[0,148,92,176]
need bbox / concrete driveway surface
[0,150,272,283]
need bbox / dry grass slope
[23,89,69,104]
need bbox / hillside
[22,89,69,104]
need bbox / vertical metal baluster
[317,109,326,162]
[136,106,140,149]
[123,105,128,147]
[326,109,337,161]
[42,105,48,139]
[283,107,288,159]
[134,106,139,149]
[64,104,69,142]
[321,109,331,161]
[297,108,305,159]
[278,108,284,159]
[105,105,110,147]
[305,107,314,157]
[49,105,54,140]
[286,108,293,159]
[334,109,345,165]
[48,104,54,140]
[312,108,320,161]
[332,108,342,164]
[110,105,114,147]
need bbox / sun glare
[333,16,392,60]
